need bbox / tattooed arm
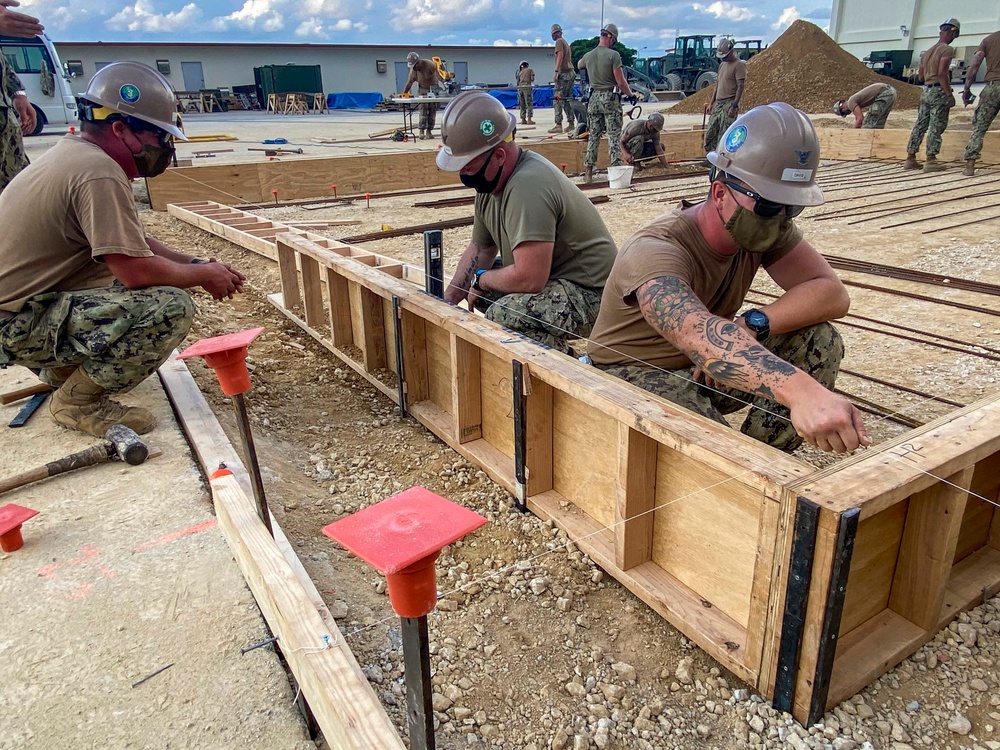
[445,240,498,306]
[637,275,869,453]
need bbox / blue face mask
[460,149,502,194]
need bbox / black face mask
[132,143,175,178]
[460,150,502,194]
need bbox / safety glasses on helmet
[127,118,174,147]
[723,180,804,218]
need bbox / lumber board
[552,390,617,528]
[839,502,907,635]
[525,374,555,497]
[615,425,658,571]
[451,335,482,444]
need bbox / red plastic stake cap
[0,503,39,553]
[178,327,264,396]
[323,487,486,618]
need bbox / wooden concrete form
[170,201,1000,726]
[158,353,406,750]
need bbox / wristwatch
[472,269,487,292]
[13,90,27,98]
[741,309,770,341]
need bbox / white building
[830,0,999,76]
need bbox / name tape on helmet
[781,168,813,182]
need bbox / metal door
[395,61,410,94]
[181,61,205,91]
[452,61,468,86]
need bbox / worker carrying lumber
[961,29,1000,176]
[0,0,44,195]
[703,39,747,153]
[905,18,961,173]
[586,103,870,454]
[0,61,246,437]
[516,60,535,125]
[436,90,616,353]
[619,112,668,170]
[549,23,576,134]
[578,23,636,183]
[833,82,897,129]
[402,52,442,140]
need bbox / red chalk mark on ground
[36,545,116,600]
[134,519,218,553]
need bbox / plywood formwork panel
[480,350,515,460]
[838,502,907,635]
[551,391,617,529]
[424,325,453,415]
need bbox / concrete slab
[0,365,314,750]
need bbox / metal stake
[401,615,435,750]
[424,230,444,299]
[232,392,272,536]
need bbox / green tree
[570,37,638,68]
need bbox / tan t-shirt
[517,67,535,86]
[715,58,747,101]
[982,31,1000,83]
[579,46,622,91]
[406,59,439,91]
[588,206,802,369]
[922,42,955,87]
[621,118,660,145]
[555,38,573,73]
[0,136,151,313]
[471,150,616,289]
[845,82,890,111]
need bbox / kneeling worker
[834,82,897,129]
[437,90,617,353]
[0,61,246,437]
[588,103,869,453]
[620,112,668,170]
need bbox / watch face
[746,310,768,328]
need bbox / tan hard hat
[707,102,824,207]
[602,23,618,41]
[551,23,562,34]
[940,18,960,33]
[647,112,664,130]
[716,38,734,58]
[407,52,419,63]
[436,90,517,172]
[78,61,186,140]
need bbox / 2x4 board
[167,200,1000,726]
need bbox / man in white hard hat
[589,103,869,454]
[0,61,246,437]
[436,90,617,353]
[619,112,668,170]
[905,18,961,172]
[703,39,746,153]
[402,51,442,139]
[549,23,576,134]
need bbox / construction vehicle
[733,39,765,60]
[862,50,914,80]
[634,35,720,94]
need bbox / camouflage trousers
[704,98,736,153]
[624,136,656,162]
[418,86,436,133]
[585,90,624,167]
[595,323,844,452]
[553,71,575,127]
[906,86,951,158]
[964,81,1000,161]
[862,85,896,129]
[0,285,195,393]
[0,105,28,195]
[518,86,534,121]
[478,278,603,353]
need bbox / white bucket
[607,165,634,189]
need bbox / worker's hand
[946,92,956,109]
[0,0,43,38]
[788,381,870,454]
[12,94,35,135]
[727,103,738,118]
[622,153,633,165]
[703,100,712,114]
[199,261,245,300]
[962,89,974,106]
[692,366,719,391]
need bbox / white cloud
[492,38,513,46]
[772,6,800,29]
[295,17,324,36]
[692,1,754,22]
[390,0,493,32]
[20,0,95,29]
[301,0,346,12]
[532,0,543,9]
[106,0,202,32]
[209,0,284,31]
[333,17,351,30]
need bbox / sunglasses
[724,180,804,218]
[600,31,611,37]
[126,117,174,147]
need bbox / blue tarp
[487,86,581,109]
[326,92,384,109]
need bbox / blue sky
[21,0,831,52]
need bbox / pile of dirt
[672,20,923,115]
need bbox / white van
[1,33,77,135]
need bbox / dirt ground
[129,127,1000,750]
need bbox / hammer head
[105,423,150,466]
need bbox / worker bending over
[834,82,897,129]
[620,112,668,170]
[0,62,245,437]
[403,52,442,139]
[588,103,869,454]
[437,91,616,353]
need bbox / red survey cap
[178,327,264,396]
[0,503,39,553]
[323,487,486,617]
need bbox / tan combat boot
[965,159,976,176]
[520,118,528,125]
[563,124,575,134]
[49,368,155,437]
[585,166,594,184]
[527,118,535,125]
[548,125,562,133]
[902,154,920,170]
[923,155,944,173]
[39,364,79,388]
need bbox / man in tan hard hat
[961,28,1000,176]
[578,22,636,182]
[619,112,668,170]
[905,18,961,172]
[402,51,442,139]
[436,90,617,353]
[549,23,576,134]
[588,103,869,454]
[834,82,897,129]
[0,61,246,437]
[703,38,746,153]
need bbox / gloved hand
[946,92,956,109]
[962,89,975,106]
[626,95,639,106]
